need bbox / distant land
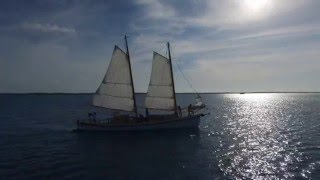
[1,92,320,95]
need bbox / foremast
[167,42,178,116]
[125,35,138,117]
[92,36,138,114]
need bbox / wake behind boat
[75,36,208,131]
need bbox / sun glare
[243,0,270,12]
[240,0,273,20]
[238,93,276,101]
[226,93,278,103]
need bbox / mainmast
[167,42,178,115]
[125,35,138,117]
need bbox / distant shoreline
[1,92,320,95]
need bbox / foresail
[145,52,175,110]
[93,46,134,112]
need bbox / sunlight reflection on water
[218,93,303,179]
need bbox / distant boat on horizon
[75,36,208,131]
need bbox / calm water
[0,93,320,179]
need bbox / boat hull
[75,115,202,132]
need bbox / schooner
[75,36,207,131]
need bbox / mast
[167,42,178,115]
[125,35,138,117]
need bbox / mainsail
[93,46,135,112]
[145,52,176,111]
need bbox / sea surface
[0,93,320,179]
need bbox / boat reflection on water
[73,129,212,179]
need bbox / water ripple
[1,94,320,179]
[212,94,320,179]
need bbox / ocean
[0,93,319,179]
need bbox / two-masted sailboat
[75,36,207,131]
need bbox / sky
[1,0,320,93]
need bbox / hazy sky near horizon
[1,0,320,93]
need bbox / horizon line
[1,91,320,95]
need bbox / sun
[240,0,273,20]
[243,0,271,13]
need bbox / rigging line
[169,45,201,97]
[121,34,171,48]
[175,59,200,96]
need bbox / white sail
[145,52,175,110]
[93,46,135,112]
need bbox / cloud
[135,0,176,20]
[2,0,320,92]
[21,22,76,34]
[182,47,320,92]
[233,23,320,40]
[0,36,108,93]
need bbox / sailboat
[75,36,208,131]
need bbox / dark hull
[75,114,203,131]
